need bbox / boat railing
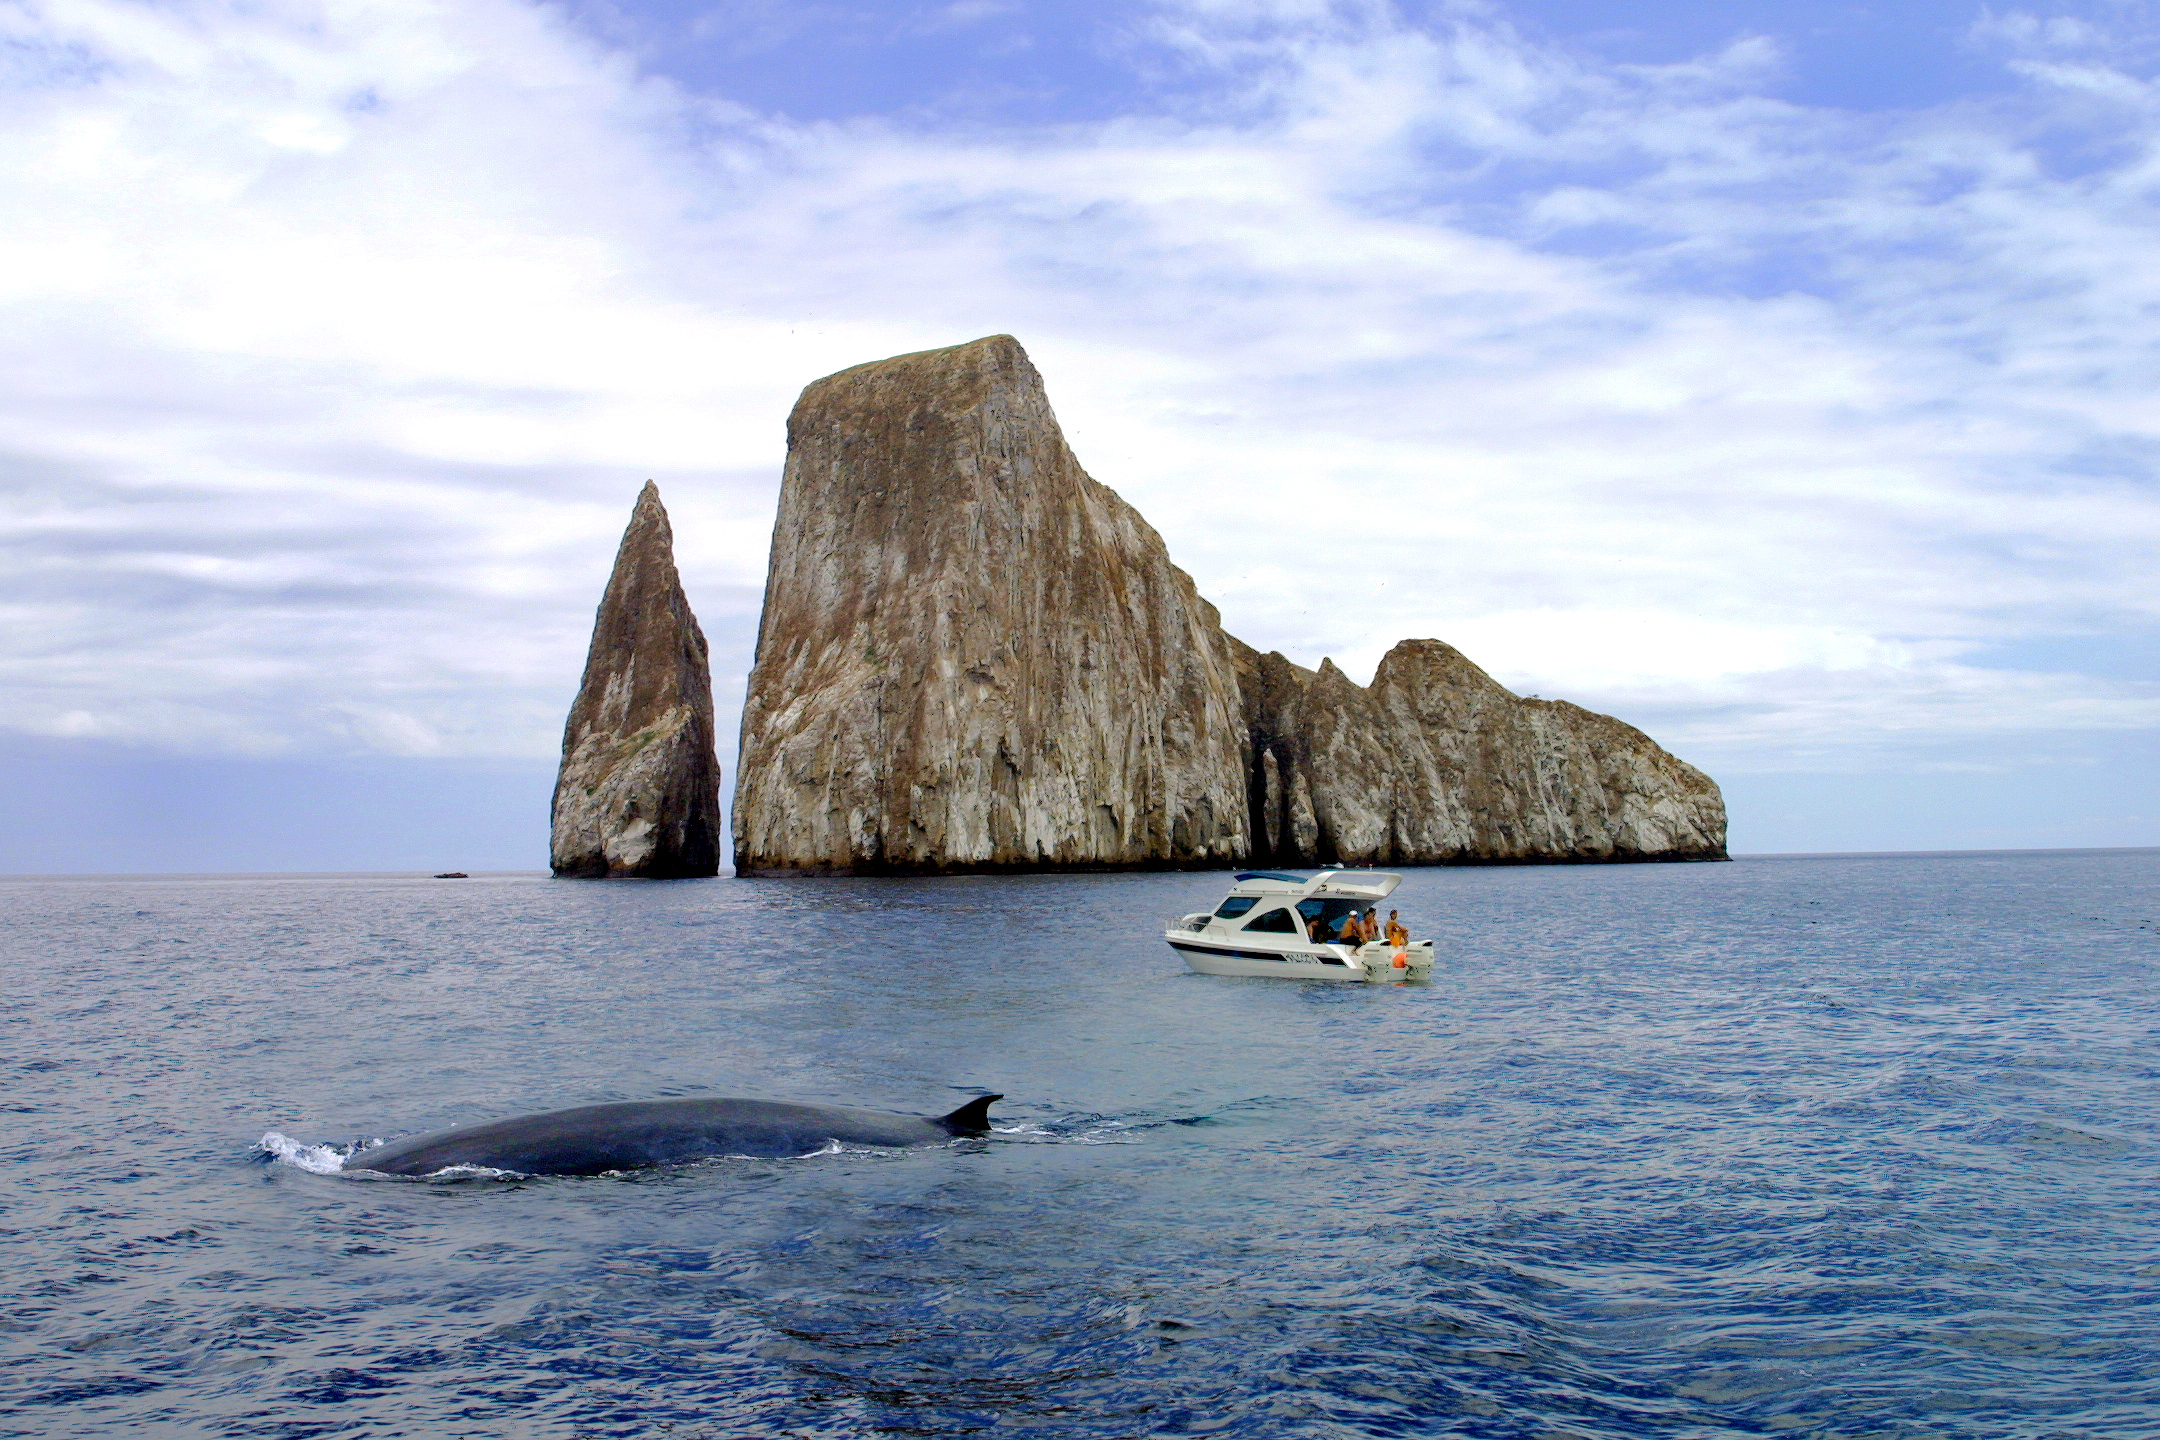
[1170,913,1211,933]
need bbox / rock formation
[551,481,722,878]
[733,336,1248,874]
[1234,638,1725,865]
[733,336,1725,876]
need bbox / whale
[343,1094,1003,1177]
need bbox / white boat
[1165,870,1436,982]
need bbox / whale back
[347,1095,1000,1177]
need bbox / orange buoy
[1392,951,1408,969]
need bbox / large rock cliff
[551,481,723,878]
[1235,638,1725,865]
[733,336,1726,875]
[732,336,1249,875]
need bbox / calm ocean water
[3,851,2156,1439]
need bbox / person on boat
[1362,908,1380,943]
[1334,911,1363,946]
[1307,914,1329,944]
[1385,910,1409,946]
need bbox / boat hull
[1166,936,1434,983]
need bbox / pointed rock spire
[551,481,721,878]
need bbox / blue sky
[1,0,2155,870]
[589,0,2103,118]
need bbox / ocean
[3,850,2156,1438]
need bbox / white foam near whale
[256,1131,353,1174]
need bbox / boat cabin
[1207,869,1403,945]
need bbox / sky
[2,0,2157,872]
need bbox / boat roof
[1226,869,1401,900]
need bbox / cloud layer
[1,0,2155,797]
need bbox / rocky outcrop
[732,335,1726,875]
[732,336,1248,875]
[1234,638,1725,865]
[551,481,722,878]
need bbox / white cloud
[0,0,2155,788]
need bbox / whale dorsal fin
[935,1094,1002,1135]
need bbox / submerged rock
[551,482,722,878]
[733,336,1725,874]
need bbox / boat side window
[1214,896,1259,920]
[1241,906,1299,933]
[1295,898,1363,936]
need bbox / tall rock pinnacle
[733,335,1726,875]
[551,481,722,878]
[733,335,1249,874]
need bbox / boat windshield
[1296,897,1366,940]
[1214,896,1259,919]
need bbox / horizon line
[2,846,2156,881]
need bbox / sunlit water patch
[3,852,2157,1437]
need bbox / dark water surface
[4,852,2157,1438]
